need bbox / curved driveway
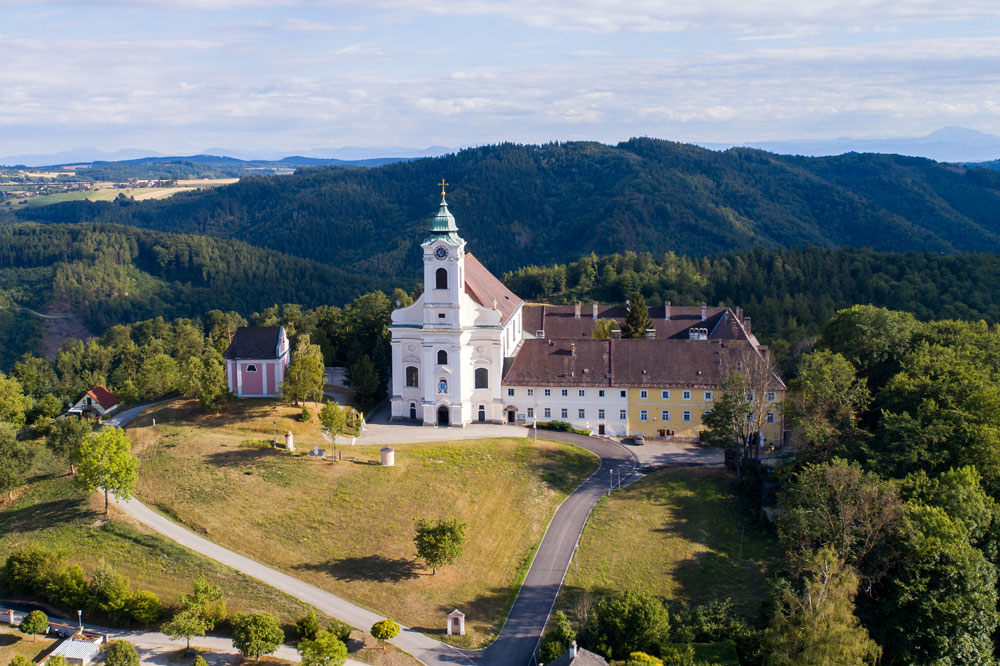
[111,406,638,666]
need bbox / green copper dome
[425,194,463,245]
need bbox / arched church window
[436,267,448,290]
[475,368,489,389]
[405,366,419,387]
[437,350,448,365]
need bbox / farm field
[555,467,778,622]
[16,178,238,206]
[0,445,322,630]
[128,399,599,647]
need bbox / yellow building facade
[626,386,785,443]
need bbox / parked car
[633,435,645,446]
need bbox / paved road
[112,407,640,666]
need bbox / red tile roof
[522,303,741,340]
[464,253,523,325]
[504,337,784,389]
[87,385,119,410]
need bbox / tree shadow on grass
[294,555,421,583]
[0,634,17,647]
[0,498,91,534]
[203,447,279,468]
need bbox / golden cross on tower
[439,179,449,197]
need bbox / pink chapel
[224,326,290,398]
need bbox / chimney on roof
[570,343,576,357]
[701,302,707,320]
[569,641,577,658]
[744,316,752,334]
[575,302,581,319]
[665,300,671,320]
[592,301,598,319]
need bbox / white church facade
[390,186,786,437]
[389,189,524,426]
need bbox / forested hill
[19,139,1000,281]
[0,222,390,364]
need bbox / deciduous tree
[232,612,284,661]
[0,372,30,428]
[413,518,466,575]
[18,610,48,642]
[297,629,348,666]
[588,590,670,660]
[369,619,399,651]
[47,416,91,474]
[0,423,36,500]
[104,640,140,666]
[764,547,879,666]
[73,426,139,514]
[282,335,325,405]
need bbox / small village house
[66,386,119,420]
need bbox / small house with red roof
[67,386,120,420]
[224,326,290,398]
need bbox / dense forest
[74,154,408,181]
[19,140,1000,284]
[504,247,1000,372]
[0,223,397,367]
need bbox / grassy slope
[0,626,59,665]
[0,445,324,629]
[128,399,599,648]
[557,467,777,620]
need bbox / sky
[1,0,1000,156]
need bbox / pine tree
[623,291,652,339]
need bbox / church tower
[389,181,523,427]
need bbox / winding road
[109,406,639,666]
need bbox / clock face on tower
[434,246,449,260]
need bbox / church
[390,186,786,442]
[388,186,524,427]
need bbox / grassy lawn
[0,445,327,630]
[0,625,58,665]
[128,399,599,647]
[557,467,778,622]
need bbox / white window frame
[561,408,568,419]
[578,389,585,397]
[508,388,515,397]
[578,409,585,419]
[640,390,648,399]
[527,407,534,418]
[767,391,777,402]
[704,390,713,401]
[527,388,534,396]
[599,390,605,397]
[767,411,775,424]
[661,410,670,421]
[683,410,692,422]
[640,409,649,421]
[682,390,691,400]
[598,409,605,419]
[544,408,551,418]
[661,390,670,399]
[619,409,627,420]
[561,389,568,397]
[544,388,551,397]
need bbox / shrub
[104,640,140,666]
[2,544,63,595]
[192,656,208,666]
[298,629,348,666]
[46,564,89,611]
[300,405,312,422]
[327,619,352,643]
[295,608,320,641]
[10,655,34,666]
[535,421,591,435]
[124,589,164,625]
[540,610,576,663]
[589,591,670,660]
[88,562,132,622]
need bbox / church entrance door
[507,410,515,424]
[478,407,485,423]
[410,404,417,420]
[437,406,450,426]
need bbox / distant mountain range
[700,127,1000,163]
[5,127,1000,169]
[1,145,458,168]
